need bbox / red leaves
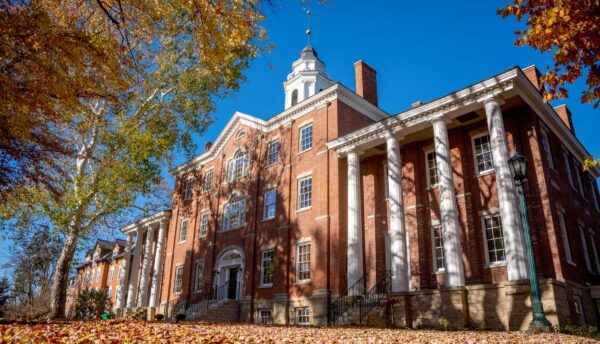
[0,320,597,343]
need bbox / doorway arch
[215,246,245,300]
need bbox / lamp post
[508,149,552,332]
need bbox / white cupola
[283,46,333,109]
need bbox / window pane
[300,125,313,152]
[267,140,280,165]
[427,152,439,186]
[484,214,505,264]
[299,177,312,209]
[264,189,277,219]
[432,225,444,271]
[474,135,494,173]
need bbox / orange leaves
[498,0,600,107]
[0,320,598,343]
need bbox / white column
[116,232,133,308]
[137,224,155,307]
[483,96,528,281]
[347,148,364,294]
[386,135,410,292]
[149,220,168,307]
[126,229,143,307]
[432,116,465,287]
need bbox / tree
[74,288,112,320]
[0,227,62,319]
[0,277,9,318]
[498,0,600,107]
[1,0,268,319]
[0,0,267,202]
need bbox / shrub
[155,314,164,321]
[175,313,186,322]
[557,325,600,340]
[74,288,112,320]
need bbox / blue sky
[1,1,597,276]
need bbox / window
[261,250,274,286]
[574,161,586,198]
[183,179,193,201]
[473,134,494,174]
[222,197,246,231]
[298,176,312,210]
[227,151,249,182]
[295,307,310,325]
[564,149,576,190]
[96,269,101,282]
[579,225,593,272]
[118,266,124,281]
[540,128,556,170]
[107,286,112,298]
[108,267,115,282]
[483,214,506,264]
[179,218,188,243]
[297,242,311,282]
[263,189,277,220]
[203,170,213,192]
[266,140,280,165]
[432,224,444,272]
[426,151,439,187]
[590,176,600,212]
[199,211,209,237]
[174,265,184,294]
[194,262,204,292]
[557,211,574,265]
[291,89,299,107]
[299,124,313,152]
[259,309,272,324]
[590,233,600,274]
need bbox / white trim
[298,123,313,153]
[259,249,274,287]
[296,240,311,283]
[424,149,439,188]
[178,218,189,244]
[431,223,445,273]
[471,131,494,176]
[481,212,507,267]
[556,209,575,265]
[297,175,313,211]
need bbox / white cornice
[171,83,390,176]
[121,210,172,234]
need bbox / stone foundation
[240,290,330,326]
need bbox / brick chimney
[204,141,213,152]
[553,104,575,134]
[354,61,378,106]
[522,65,544,96]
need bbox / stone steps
[187,299,240,322]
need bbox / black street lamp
[508,149,553,332]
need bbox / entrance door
[227,267,239,299]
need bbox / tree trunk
[48,227,79,319]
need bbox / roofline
[121,210,172,234]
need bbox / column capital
[430,113,451,125]
[478,94,506,107]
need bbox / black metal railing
[329,274,366,325]
[358,270,392,324]
[161,281,242,320]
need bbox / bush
[155,314,164,321]
[557,325,600,340]
[74,288,112,320]
[175,313,186,322]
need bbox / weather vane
[304,0,311,45]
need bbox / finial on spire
[303,1,311,45]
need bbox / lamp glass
[509,151,527,180]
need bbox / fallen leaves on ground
[0,320,595,343]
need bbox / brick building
[72,45,600,330]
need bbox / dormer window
[291,89,299,106]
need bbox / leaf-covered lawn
[0,320,595,343]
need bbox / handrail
[162,281,242,320]
[359,270,392,324]
[329,274,366,325]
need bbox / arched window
[236,130,246,139]
[291,89,299,106]
[227,150,248,182]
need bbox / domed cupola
[283,45,333,109]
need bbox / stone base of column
[239,297,252,322]
[389,292,412,328]
[272,293,289,325]
[147,307,157,321]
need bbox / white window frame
[589,231,600,274]
[194,262,204,293]
[118,266,124,281]
[296,241,311,283]
[179,218,188,243]
[258,309,272,324]
[299,124,313,153]
[108,267,115,282]
[539,126,556,171]
[431,224,445,272]
[260,249,274,287]
[579,224,593,273]
[295,307,310,325]
[199,211,209,237]
[472,132,494,175]
[298,176,313,210]
[482,213,507,266]
[266,139,280,166]
[182,178,193,201]
[574,160,586,198]
[203,169,213,192]
[227,151,249,183]
[107,286,112,298]
[425,149,439,188]
[174,265,184,294]
[263,188,277,220]
[557,210,575,265]
[563,149,576,190]
[222,196,246,232]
